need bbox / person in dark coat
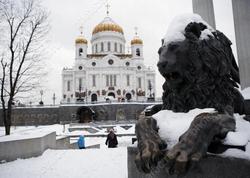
[105,129,118,148]
[78,135,85,149]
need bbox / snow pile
[223,114,250,146]
[0,148,127,178]
[163,13,215,46]
[153,109,250,160]
[0,130,54,142]
[0,123,135,139]
[0,124,71,141]
[67,130,91,136]
[153,108,215,148]
[220,146,250,160]
[241,87,250,99]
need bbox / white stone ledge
[0,132,56,162]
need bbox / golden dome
[131,38,143,45]
[75,36,88,44]
[92,17,124,35]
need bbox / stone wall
[89,103,148,121]
[0,103,155,126]
[11,107,60,126]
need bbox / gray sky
[37,0,236,105]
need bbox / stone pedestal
[232,0,250,89]
[127,146,250,178]
[192,0,216,29]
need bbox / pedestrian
[105,129,118,148]
[78,135,85,149]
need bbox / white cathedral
[61,14,156,103]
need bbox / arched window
[101,42,104,52]
[108,42,111,51]
[92,75,96,87]
[138,77,142,88]
[79,48,83,56]
[136,48,140,56]
[95,44,98,53]
[67,81,70,91]
[114,43,117,52]
[114,75,116,86]
[79,78,82,91]
[126,75,130,86]
[106,75,109,86]
[120,44,122,53]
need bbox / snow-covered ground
[1,88,250,178]
[0,123,135,142]
[0,124,70,138]
[0,148,128,178]
[0,124,134,178]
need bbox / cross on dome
[134,27,138,36]
[79,25,83,35]
[131,27,143,45]
[106,3,110,16]
[75,25,87,44]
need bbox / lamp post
[79,86,82,101]
[39,90,44,105]
[147,80,155,102]
[77,86,84,103]
[85,89,88,103]
[52,93,56,105]
[148,80,152,98]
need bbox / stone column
[232,0,250,89]
[192,0,216,29]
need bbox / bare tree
[0,0,49,135]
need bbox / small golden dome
[75,36,88,44]
[131,38,143,45]
[92,17,124,35]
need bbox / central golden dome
[92,17,124,35]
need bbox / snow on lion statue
[135,14,246,175]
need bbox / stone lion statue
[135,14,246,175]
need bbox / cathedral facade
[61,15,155,103]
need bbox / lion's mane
[158,22,244,113]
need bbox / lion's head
[157,14,244,114]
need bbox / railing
[60,99,162,105]
[0,99,163,109]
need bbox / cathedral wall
[0,103,157,126]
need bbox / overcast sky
[36,0,236,105]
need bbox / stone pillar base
[127,146,250,178]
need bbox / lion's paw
[135,139,166,173]
[165,143,204,175]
